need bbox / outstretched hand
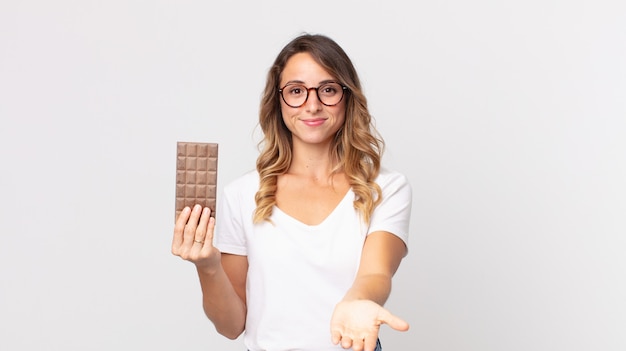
[330,299,409,351]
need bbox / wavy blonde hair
[253,34,384,224]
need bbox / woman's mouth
[301,118,326,127]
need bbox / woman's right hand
[172,204,221,273]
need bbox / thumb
[378,309,410,332]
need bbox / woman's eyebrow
[282,79,338,86]
[282,80,306,85]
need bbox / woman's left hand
[330,299,409,351]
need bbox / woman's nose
[304,88,323,111]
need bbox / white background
[1,1,625,350]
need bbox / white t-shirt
[214,168,412,351]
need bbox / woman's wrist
[195,256,223,276]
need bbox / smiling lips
[301,118,327,127]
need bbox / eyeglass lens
[280,83,345,108]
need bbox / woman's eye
[321,85,337,95]
[289,87,304,95]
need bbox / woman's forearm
[196,265,247,339]
[342,273,392,305]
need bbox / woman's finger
[194,207,211,244]
[350,337,365,351]
[340,335,353,349]
[201,212,216,251]
[363,334,379,351]
[182,204,203,253]
[330,327,343,345]
[378,309,410,332]
[172,206,191,255]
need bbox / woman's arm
[343,230,406,304]
[172,205,248,339]
[196,253,247,339]
[330,230,409,351]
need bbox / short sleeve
[367,170,412,248]
[213,172,257,256]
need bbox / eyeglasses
[278,82,347,108]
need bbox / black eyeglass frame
[278,82,348,108]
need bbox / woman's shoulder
[376,167,410,188]
[223,169,259,193]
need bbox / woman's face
[278,52,346,148]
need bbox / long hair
[253,33,384,224]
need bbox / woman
[172,33,412,351]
